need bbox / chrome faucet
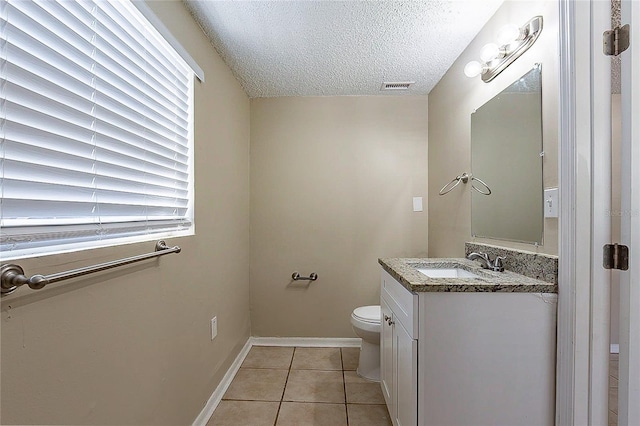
[467,252,491,268]
[467,252,505,272]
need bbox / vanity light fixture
[464,16,543,83]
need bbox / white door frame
[557,0,613,424]
[619,1,640,423]
[557,1,592,424]
[590,1,613,424]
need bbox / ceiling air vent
[380,81,414,91]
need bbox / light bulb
[464,61,485,78]
[497,23,521,45]
[480,43,500,62]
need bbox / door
[618,1,640,424]
[562,1,613,423]
[380,297,394,412]
[394,319,417,426]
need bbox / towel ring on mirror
[439,173,470,195]
[470,176,492,195]
[439,173,492,196]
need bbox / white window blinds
[1,0,195,259]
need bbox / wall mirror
[471,65,543,244]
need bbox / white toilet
[350,305,381,382]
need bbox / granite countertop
[379,258,558,293]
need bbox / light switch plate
[544,188,559,218]
[211,316,218,340]
[413,197,423,212]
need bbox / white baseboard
[192,336,362,425]
[611,344,619,354]
[251,337,361,347]
[192,338,253,426]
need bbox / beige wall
[250,96,429,337]
[0,1,251,424]
[428,1,559,257]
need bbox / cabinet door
[380,297,394,413]
[394,319,417,426]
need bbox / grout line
[273,347,296,425]
[275,401,351,406]
[289,347,296,369]
[219,398,281,402]
[288,368,343,371]
[273,401,281,426]
[346,401,387,405]
[341,348,350,425]
[218,397,386,406]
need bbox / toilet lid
[353,305,380,323]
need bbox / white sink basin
[416,267,480,279]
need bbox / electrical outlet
[211,316,217,340]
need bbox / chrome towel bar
[1,240,181,296]
[292,272,318,281]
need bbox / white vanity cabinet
[380,270,418,426]
[379,264,557,426]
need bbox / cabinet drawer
[381,270,418,338]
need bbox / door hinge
[603,24,630,56]
[603,243,629,270]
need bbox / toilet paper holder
[291,272,318,281]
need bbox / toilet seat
[352,305,380,324]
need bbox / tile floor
[609,353,619,426]
[208,347,621,425]
[207,346,391,426]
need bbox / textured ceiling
[184,0,504,98]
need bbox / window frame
[0,0,201,261]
